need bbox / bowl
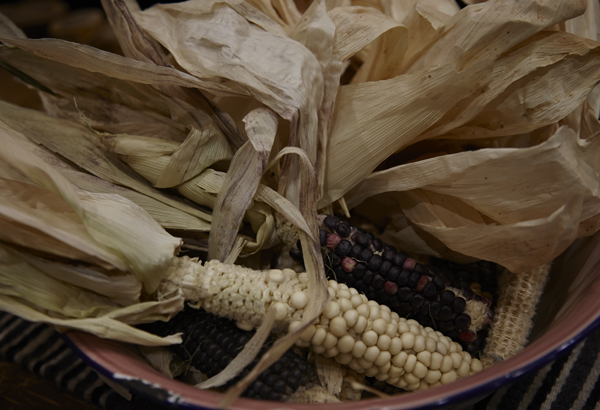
[64,231,600,410]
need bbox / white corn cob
[158,257,484,391]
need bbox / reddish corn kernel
[403,257,416,271]
[342,257,357,272]
[415,275,429,292]
[384,281,398,295]
[326,233,341,250]
[459,330,477,343]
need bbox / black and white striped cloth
[1,310,600,410]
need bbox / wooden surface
[0,361,100,410]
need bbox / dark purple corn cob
[430,258,501,308]
[290,215,494,355]
[139,305,318,401]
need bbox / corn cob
[430,258,501,308]
[158,257,484,391]
[140,305,318,401]
[481,263,551,368]
[290,215,494,355]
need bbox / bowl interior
[65,232,600,410]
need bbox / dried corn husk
[1,0,600,405]
[0,118,182,292]
[346,126,600,271]
[0,101,212,224]
[209,107,278,261]
[0,120,184,344]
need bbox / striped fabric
[0,311,163,410]
[1,310,600,409]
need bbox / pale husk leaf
[329,7,407,83]
[208,107,278,261]
[414,31,600,142]
[0,38,244,147]
[103,134,181,157]
[135,1,324,167]
[289,1,342,202]
[19,252,141,307]
[245,0,291,30]
[0,116,182,293]
[320,59,491,207]
[271,0,302,26]
[0,295,181,346]
[100,0,167,66]
[156,125,233,188]
[346,126,600,270]
[378,0,447,72]
[99,0,256,148]
[564,0,600,42]
[439,34,600,139]
[0,132,210,232]
[405,0,587,73]
[328,6,406,62]
[0,244,183,345]
[0,11,25,38]
[137,346,178,379]
[0,101,212,223]
[415,0,460,29]
[0,36,244,97]
[124,150,313,246]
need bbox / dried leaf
[0,116,182,292]
[0,295,181,346]
[156,126,233,188]
[0,36,244,97]
[208,107,278,261]
[289,1,342,201]
[0,244,184,345]
[314,355,343,395]
[135,1,324,170]
[564,0,600,42]
[0,101,212,224]
[346,126,600,270]
[320,59,491,207]
[418,30,600,141]
[441,33,600,139]
[0,131,209,232]
[405,0,587,72]
[0,11,25,38]
[103,134,181,157]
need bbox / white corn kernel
[401,332,415,350]
[377,334,392,351]
[352,340,367,358]
[343,309,359,328]
[337,334,355,353]
[440,370,458,384]
[330,316,347,337]
[323,332,338,349]
[323,301,340,319]
[374,351,392,367]
[290,291,308,309]
[392,351,408,368]
[364,346,381,362]
[363,330,378,346]
[404,354,417,373]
